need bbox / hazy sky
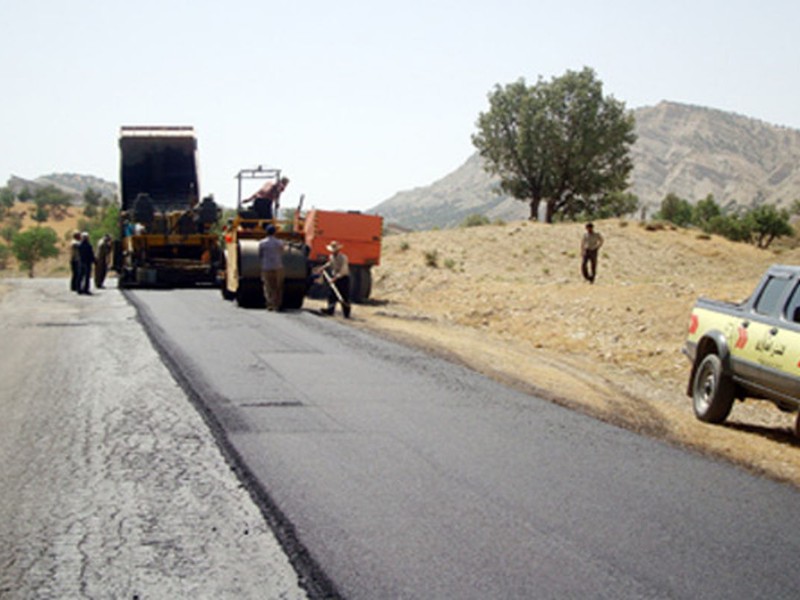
[1,0,798,211]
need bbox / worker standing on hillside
[258,224,284,311]
[243,177,289,221]
[580,222,604,284]
[316,241,351,318]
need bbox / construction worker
[69,231,81,292]
[77,232,95,295]
[316,241,351,318]
[258,224,284,311]
[94,234,112,289]
[243,177,289,221]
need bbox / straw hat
[326,241,343,252]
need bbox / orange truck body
[303,209,383,267]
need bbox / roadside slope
[350,219,800,486]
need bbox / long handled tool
[321,269,350,311]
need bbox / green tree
[32,198,49,223]
[0,244,10,270]
[83,187,102,217]
[472,67,636,223]
[0,187,14,219]
[18,187,32,202]
[746,205,794,249]
[78,202,120,245]
[693,194,721,230]
[706,213,751,243]
[34,185,73,219]
[12,227,59,277]
[655,193,693,227]
[569,190,639,220]
[1,221,21,244]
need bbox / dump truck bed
[304,209,382,266]
[119,126,200,212]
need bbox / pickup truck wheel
[692,354,734,423]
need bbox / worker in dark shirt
[77,232,95,295]
[243,177,289,220]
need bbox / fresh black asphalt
[128,288,800,600]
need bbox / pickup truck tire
[692,354,735,423]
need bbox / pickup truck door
[736,274,800,404]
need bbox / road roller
[221,167,309,308]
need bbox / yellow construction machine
[114,126,222,287]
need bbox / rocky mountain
[7,173,117,203]
[373,101,800,230]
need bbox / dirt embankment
[350,219,800,487]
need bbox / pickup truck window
[785,282,800,323]
[754,276,790,317]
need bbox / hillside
[374,101,800,229]
[6,173,117,203]
[0,201,98,278]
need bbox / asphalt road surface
[127,287,800,599]
[0,280,307,599]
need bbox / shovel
[321,270,350,313]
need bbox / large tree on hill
[472,67,636,223]
[747,204,794,249]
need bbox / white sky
[1,0,798,211]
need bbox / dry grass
[350,219,800,487]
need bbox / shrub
[461,214,490,228]
[424,250,439,268]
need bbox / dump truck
[300,207,383,303]
[220,167,309,308]
[114,126,222,287]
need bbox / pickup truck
[684,265,800,436]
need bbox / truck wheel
[692,354,734,423]
[350,266,372,303]
[237,282,264,308]
[281,280,306,310]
